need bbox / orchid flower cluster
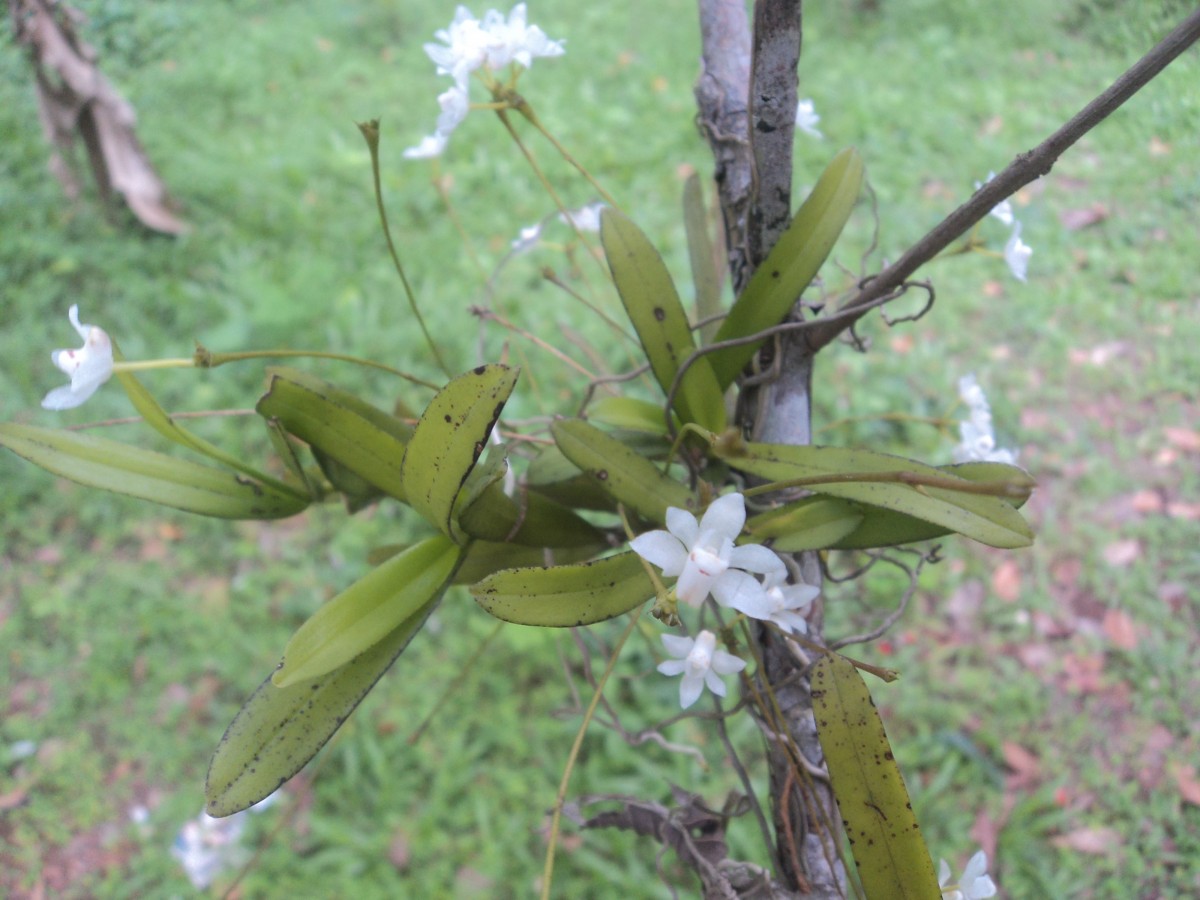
[952,373,1018,465]
[631,493,820,708]
[404,3,565,159]
[510,200,605,253]
[976,171,1032,281]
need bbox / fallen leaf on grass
[1061,653,1105,695]
[1136,725,1175,792]
[1164,427,1200,454]
[1167,501,1200,520]
[1101,608,1138,651]
[991,559,1022,602]
[1130,490,1165,514]
[1002,741,1041,790]
[1148,136,1171,156]
[1052,827,1123,855]
[1102,539,1141,567]
[1171,763,1200,806]
[1058,203,1109,230]
[1068,341,1127,367]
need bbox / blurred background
[2,0,1197,895]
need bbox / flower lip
[42,305,114,411]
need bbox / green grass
[2,0,1198,896]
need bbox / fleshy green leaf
[257,367,412,502]
[400,365,519,539]
[811,654,940,898]
[113,362,304,500]
[457,480,606,547]
[600,209,725,433]
[0,423,308,519]
[452,541,604,586]
[472,551,653,626]
[714,439,1033,549]
[206,598,438,817]
[682,172,722,345]
[832,461,1036,549]
[744,496,865,551]
[551,418,696,524]
[525,444,616,512]
[709,148,864,387]
[273,535,461,687]
[587,396,676,436]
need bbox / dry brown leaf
[991,559,1023,602]
[1130,490,1165,514]
[979,114,1004,137]
[1170,763,1200,807]
[1102,539,1141,567]
[1101,608,1138,651]
[1061,653,1105,694]
[1002,741,1042,790]
[1166,501,1200,521]
[1058,203,1109,231]
[388,830,411,870]
[1068,341,1127,367]
[1164,427,1200,453]
[1051,827,1123,854]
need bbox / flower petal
[702,668,727,698]
[710,648,746,676]
[665,506,698,549]
[657,659,686,676]
[711,570,772,617]
[630,530,688,576]
[674,561,714,607]
[660,633,694,657]
[727,543,785,577]
[678,672,704,708]
[698,493,745,541]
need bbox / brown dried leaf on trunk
[10,0,189,234]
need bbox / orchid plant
[7,0,1193,895]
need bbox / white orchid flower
[939,850,998,900]
[952,374,1018,465]
[1004,221,1032,282]
[657,630,745,709]
[731,570,820,634]
[630,493,785,608]
[795,98,823,139]
[42,305,114,410]
[408,4,564,159]
[558,201,605,233]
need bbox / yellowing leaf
[811,654,939,898]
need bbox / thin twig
[803,8,1200,352]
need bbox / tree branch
[804,7,1200,353]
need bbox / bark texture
[695,1,844,896]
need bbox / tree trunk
[695,1,845,895]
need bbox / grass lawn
[2,0,1197,896]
